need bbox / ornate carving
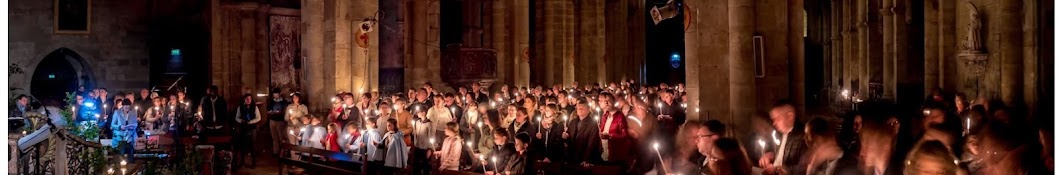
[442,46,498,88]
[963,2,983,52]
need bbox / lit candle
[120,159,127,167]
[121,168,127,175]
[757,139,766,155]
[289,130,294,136]
[656,103,663,114]
[537,116,543,132]
[72,106,76,111]
[104,104,108,110]
[479,155,488,172]
[107,167,114,174]
[923,109,931,116]
[965,118,971,134]
[653,141,668,174]
[491,156,500,174]
[426,137,434,151]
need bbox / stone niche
[441,45,498,90]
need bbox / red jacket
[323,133,341,152]
[598,111,633,162]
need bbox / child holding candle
[436,122,464,171]
[322,123,341,152]
[359,119,383,174]
[340,124,362,153]
[380,118,408,175]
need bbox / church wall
[9,0,152,96]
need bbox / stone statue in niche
[963,1,983,52]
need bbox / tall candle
[653,142,668,174]
[479,155,488,172]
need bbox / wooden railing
[278,143,365,175]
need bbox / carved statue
[963,2,983,51]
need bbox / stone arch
[29,48,96,105]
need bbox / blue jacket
[111,108,139,145]
[382,131,408,168]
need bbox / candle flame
[652,142,660,150]
[757,139,766,148]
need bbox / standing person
[110,99,138,160]
[444,93,464,126]
[427,95,454,142]
[143,97,165,130]
[758,101,808,175]
[380,118,408,175]
[233,94,261,168]
[697,138,753,175]
[198,86,228,131]
[533,105,564,165]
[410,106,435,175]
[803,118,849,175]
[564,101,602,170]
[655,89,686,157]
[322,123,341,152]
[436,122,464,171]
[336,93,360,130]
[597,93,633,167]
[266,89,290,155]
[393,98,414,147]
[483,129,516,175]
[285,94,308,148]
[138,88,152,117]
[358,119,383,174]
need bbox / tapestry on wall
[269,16,301,91]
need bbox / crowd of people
[20,79,1055,175]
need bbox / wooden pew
[278,143,364,175]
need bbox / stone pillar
[354,0,380,92]
[576,0,605,85]
[326,0,353,93]
[408,0,441,88]
[843,0,856,93]
[882,0,895,100]
[604,0,629,84]
[302,0,326,111]
[515,0,530,87]
[893,0,910,101]
[856,0,869,100]
[939,0,956,91]
[999,0,1023,106]
[684,0,701,121]
[789,0,805,115]
[729,0,754,133]
[924,0,939,94]
[831,0,842,93]
[627,0,646,83]
[492,0,510,86]
[1022,0,1038,114]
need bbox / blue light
[85,102,95,108]
[670,53,682,68]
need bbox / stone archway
[30,48,95,105]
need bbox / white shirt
[774,130,791,166]
[601,112,615,161]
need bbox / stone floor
[232,152,281,175]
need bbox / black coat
[565,116,601,164]
[531,123,565,163]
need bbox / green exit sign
[48,74,55,79]
[171,49,181,56]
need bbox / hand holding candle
[653,141,668,174]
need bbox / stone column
[831,0,842,93]
[302,0,326,111]
[1022,0,1038,114]
[882,0,895,100]
[684,0,702,121]
[355,0,380,92]
[924,0,939,94]
[492,0,510,86]
[326,0,353,93]
[515,0,530,87]
[843,0,856,93]
[893,0,910,101]
[999,0,1023,106]
[856,0,869,99]
[729,0,754,134]
[939,0,956,90]
[627,0,646,83]
[576,0,605,85]
[408,0,441,87]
